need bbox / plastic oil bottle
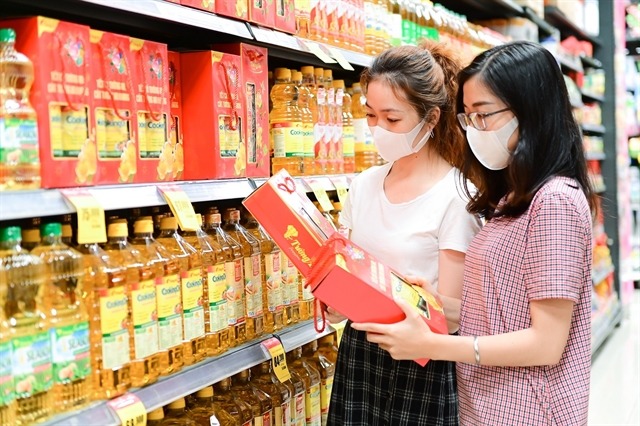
[147,408,165,426]
[163,398,197,426]
[243,211,284,333]
[77,235,131,400]
[270,68,304,176]
[281,253,300,326]
[102,220,160,388]
[251,361,292,426]
[0,226,49,425]
[213,378,253,426]
[0,28,41,191]
[156,216,206,366]
[299,270,315,321]
[293,70,315,176]
[323,70,337,174]
[314,68,328,175]
[288,347,321,426]
[20,225,40,252]
[302,340,335,425]
[181,214,230,357]
[232,370,273,426]
[188,386,238,426]
[352,83,376,172]
[129,217,183,376]
[222,209,263,341]
[287,357,306,426]
[333,80,355,173]
[203,211,246,347]
[317,334,339,363]
[0,262,15,426]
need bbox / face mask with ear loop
[369,119,433,163]
[466,117,519,170]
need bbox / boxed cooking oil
[3,17,94,188]
[168,51,184,180]
[215,0,248,21]
[129,37,172,183]
[307,234,448,366]
[274,0,296,34]
[215,43,270,177]
[180,0,215,13]
[181,51,246,179]
[242,169,336,275]
[248,0,275,28]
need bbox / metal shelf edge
[585,152,606,161]
[276,320,333,351]
[0,189,74,221]
[591,296,622,356]
[581,124,606,134]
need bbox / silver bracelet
[473,336,481,365]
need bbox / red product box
[3,17,95,188]
[180,51,246,179]
[129,37,172,183]
[308,234,448,366]
[242,169,336,275]
[249,0,276,28]
[215,43,270,177]
[90,29,138,184]
[168,51,184,180]
[215,0,248,21]
[180,0,215,12]
[274,0,296,34]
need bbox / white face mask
[369,119,431,163]
[466,116,519,170]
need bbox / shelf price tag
[326,47,355,71]
[262,337,291,383]
[158,185,199,231]
[306,179,334,212]
[329,176,349,205]
[107,393,146,426]
[60,189,107,244]
[299,40,336,64]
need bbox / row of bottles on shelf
[0,201,344,425]
[148,337,337,426]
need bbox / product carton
[215,0,248,21]
[307,234,448,366]
[129,37,172,183]
[3,17,94,188]
[167,51,184,180]
[274,0,296,34]
[249,0,276,28]
[180,0,215,12]
[215,43,270,177]
[180,51,246,179]
[242,169,336,275]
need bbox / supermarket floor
[589,289,640,425]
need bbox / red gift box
[215,0,248,21]
[274,0,296,34]
[249,0,276,28]
[180,0,215,13]
[167,51,184,180]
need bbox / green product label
[12,332,52,398]
[426,27,439,41]
[157,275,183,350]
[50,322,91,384]
[0,117,39,164]
[100,293,131,370]
[208,264,228,333]
[131,280,159,359]
[401,19,412,45]
[181,269,205,341]
[0,340,14,405]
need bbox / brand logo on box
[284,225,312,266]
[108,48,127,74]
[148,54,163,80]
[65,38,85,66]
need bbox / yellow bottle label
[98,109,130,159]
[137,112,147,155]
[157,275,183,350]
[140,113,167,158]
[265,253,283,313]
[48,104,63,158]
[131,279,159,359]
[219,115,241,158]
[342,125,355,157]
[302,122,315,158]
[293,391,305,426]
[208,263,228,333]
[224,261,237,325]
[181,268,205,341]
[321,376,334,424]
[61,106,89,157]
[271,121,304,158]
[227,259,246,324]
[244,254,263,318]
[99,288,131,369]
[305,384,321,426]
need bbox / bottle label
[233,259,246,324]
[49,104,63,156]
[224,261,238,325]
[131,279,159,359]
[262,411,271,426]
[50,322,91,384]
[288,267,300,305]
[97,108,130,158]
[0,340,14,405]
[272,121,304,158]
[302,122,315,158]
[0,117,39,164]
[342,125,355,157]
[219,114,241,158]
[12,332,52,398]
[280,255,291,306]
[181,268,205,340]
[208,263,228,333]
[139,113,167,158]
[305,384,321,426]
[293,391,306,426]
[265,253,283,313]
[321,376,334,424]
[301,276,314,301]
[59,106,89,157]
[210,415,221,426]
[281,400,291,426]
[157,275,183,350]
[244,254,263,318]
[99,289,132,369]
[353,118,367,152]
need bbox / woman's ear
[427,107,441,129]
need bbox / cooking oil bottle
[270,68,304,176]
[232,370,273,426]
[323,70,337,175]
[77,237,131,400]
[61,223,74,247]
[287,347,321,426]
[243,211,283,333]
[163,398,197,426]
[281,253,300,326]
[333,80,355,173]
[32,223,90,413]
[182,215,229,357]
[222,209,263,341]
[313,68,328,175]
[299,271,314,321]
[147,407,165,426]
[0,226,49,425]
[188,386,238,426]
[203,211,246,347]
[156,216,206,366]
[20,218,40,251]
[351,83,376,172]
[302,341,335,425]
[251,361,292,426]
[214,378,253,426]
[129,217,183,376]
[283,356,305,426]
[317,334,339,364]
[102,220,160,388]
[0,28,41,191]
[293,70,315,176]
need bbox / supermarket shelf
[275,319,334,352]
[585,151,606,161]
[435,0,523,20]
[544,6,602,45]
[591,294,623,356]
[521,6,557,37]
[0,189,74,221]
[250,174,356,192]
[557,53,583,73]
[592,265,614,285]
[580,55,602,69]
[581,91,606,103]
[581,123,606,135]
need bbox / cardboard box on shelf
[180,0,215,13]
[215,0,248,21]
[180,50,246,179]
[3,17,95,188]
[168,51,184,180]
[274,0,296,34]
[249,0,275,28]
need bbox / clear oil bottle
[287,347,321,426]
[232,370,273,426]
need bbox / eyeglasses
[457,107,511,131]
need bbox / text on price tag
[306,179,334,212]
[107,393,146,426]
[329,176,349,205]
[262,337,291,383]
[158,186,199,231]
[60,189,107,244]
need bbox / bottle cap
[147,408,164,420]
[41,223,62,237]
[108,222,129,238]
[61,224,73,238]
[323,69,333,79]
[292,70,302,82]
[301,65,314,75]
[0,28,16,43]
[0,226,21,242]
[332,79,345,89]
[21,228,40,243]
[275,67,291,80]
[167,398,186,409]
[196,386,214,398]
[314,68,324,78]
[352,82,361,91]
[134,219,154,234]
[160,216,178,230]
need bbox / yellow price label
[330,177,349,206]
[158,186,199,231]
[107,393,147,426]
[262,337,291,383]
[60,189,107,244]
[306,179,334,212]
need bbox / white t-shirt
[339,162,482,289]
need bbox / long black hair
[457,41,596,219]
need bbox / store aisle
[589,290,640,425]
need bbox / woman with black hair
[352,41,596,425]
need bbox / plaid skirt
[327,322,459,426]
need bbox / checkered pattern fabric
[458,177,593,425]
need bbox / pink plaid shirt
[458,177,592,425]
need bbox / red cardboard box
[4,17,95,188]
[129,37,172,183]
[215,43,270,177]
[181,51,246,179]
[180,0,215,12]
[242,169,336,275]
[308,234,448,366]
[249,0,276,28]
[215,0,248,21]
[90,30,138,184]
[168,51,184,180]
[274,0,297,34]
